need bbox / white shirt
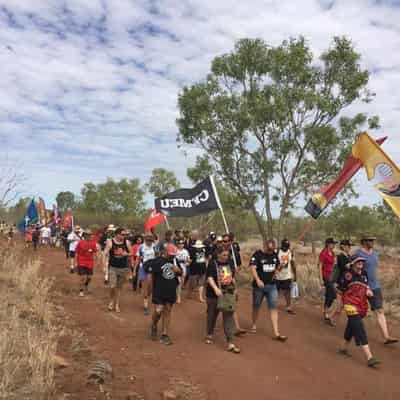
[137,243,156,265]
[68,232,81,252]
[276,249,294,281]
[41,227,51,238]
[176,248,190,267]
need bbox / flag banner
[38,197,47,225]
[305,135,387,219]
[155,176,219,217]
[62,211,73,229]
[352,132,400,218]
[52,204,61,225]
[144,208,166,232]
[17,199,39,232]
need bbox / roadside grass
[0,243,57,400]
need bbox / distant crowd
[10,221,399,367]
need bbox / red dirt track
[40,248,400,400]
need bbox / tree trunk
[262,180,274,238]
[249,204,268,243]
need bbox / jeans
[206,297,235,343]
[253,284,278,310]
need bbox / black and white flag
[155,176,220,217]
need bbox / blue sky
[0,0,399,215]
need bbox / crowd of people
[19,221,398,368]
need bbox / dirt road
[41,248,400,400]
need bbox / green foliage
[56,191,76,212]
[79,178,146,216]
[177,36,378,240]
[146,168,180,198]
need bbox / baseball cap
[164,243,178,256]
[361,234,377,242]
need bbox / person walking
[137,234,156,315]
[353,235,398,345]
[103,228,132,313]
[276,239,297,314]
[75,229,99,297]
[187,239,207,303]
[205,247,241,354]
[337,256,380,368]
[318,238,337,325]
[148,243,182,345]
[99,225,116,285]
[249,239,287,341]
[328,239,353,323]
[32,225,40,251]
[175,239,190,303]
[131,235,143,292]
[67,225,82,273]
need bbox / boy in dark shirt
[338,256,380,368]
[146,243,182,345]
[250,239,287,341]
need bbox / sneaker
[104,279,109,285]
[367,358,381,368]
[337,348,351,357]
[79,290,84,297]
[70,268,75,274]
[160,335,173,345]
[144,307,150,316]
[384,338,399,345]
[151,324,158,341]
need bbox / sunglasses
[223,240,230,243]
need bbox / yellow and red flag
[352,132,400,218]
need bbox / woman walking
[205,248,240,354]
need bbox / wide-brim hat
[83,229,93,236]
[325,237,337,245]
[340,239,354,247]
[351,256,366,265]
[192,240,205,248]
[144,234,155,241]
[107,224,116,231]
[361,234,376,242]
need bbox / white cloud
[0,0,399,215]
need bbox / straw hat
[192,240,205,248]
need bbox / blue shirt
[353,248,379,290]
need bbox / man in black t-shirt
[187,240,207,302]
[250,239,287,341]
[146,243,182,345]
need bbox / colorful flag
[305,136,387,219]
[352,132,400,218]
[52,204,61,225]
[17,199,39,232]
[62,211,73,230]
[38,197,47,225]
[144,209,166,232]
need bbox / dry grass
[0,243,57,400]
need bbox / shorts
[69,251,76,258]
[253,284,278,310]
[277,279,292,291]
[368,288,384,311]
[77,266,93,276]
[109,267,129,289]
[153,295,177,305]
[344,314,368,346]
[188,274,206,287]
[138,264,148,282]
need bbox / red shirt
[75,240,98,268]
[131,243,140,265]
[319,247,335,279]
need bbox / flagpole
[209,175,238,269]
[164,215,171,230]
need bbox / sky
[0,0,400,215]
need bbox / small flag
[62,211,73,230]
[352,132,400,218]
[145,209,166,232]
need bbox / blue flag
[17,199,39,232]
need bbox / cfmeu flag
[17,199,39,232]
[352,132,400,218]
[305,136,387,219]
[155,176,220,217]
[144,209,166,232]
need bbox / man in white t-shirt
[276,239,297,314]
[136,234,156,315]
[40,225,51,246]
[67,225,82,273]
